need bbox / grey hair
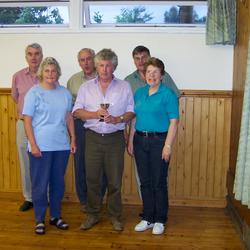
[37,57,61,81]
[25,43,43,56]
[77,48,95,61]
[94,49,118,70]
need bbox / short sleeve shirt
[23,84,72,152]
[134,83,179,132]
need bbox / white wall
[0,31,233,90]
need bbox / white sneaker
[134,220,154,232]
[152,223,165,235]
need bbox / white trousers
[16,120,32,202]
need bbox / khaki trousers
[16,119,32,201]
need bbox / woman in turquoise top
[23,57,76,235]
[128,57,179,235]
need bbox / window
[83,1,207,27]
[0,1,69,27]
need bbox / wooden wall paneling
[214,99,225,198]
[191,97,202,198]
[0,94,4,190]
[183,97,194,198]
[206,98,217,198]
[222,99,231,197]
[122,152,133,203]
[199,98,209,198]
[7,96,19,190]
[175,97,186,197]
[168,131,177,199]
[1,95,10,190]
[0,89,232,207]
[122,151,132,196]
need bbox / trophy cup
[99,103,110,122]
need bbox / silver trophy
[99,103,110,122]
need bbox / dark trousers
[29,150,70,222]
[85,130,125,219]
[74,119,107,204]
[134,133,169,224]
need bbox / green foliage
[0,8,21,24]
[115,6,153,23]
[164,6,206,24]
[93,11,103,24]
[164,6,178,23]
[0,7,63,25]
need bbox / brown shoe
[80,215,99,230]
[110,217,124,231]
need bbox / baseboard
[227,194,249,249]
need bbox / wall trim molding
[1,88,233,97]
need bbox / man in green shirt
[125,45,180,97]
[67,48,106,212]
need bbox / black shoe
[19,201,33,212]
[50,217,69,230]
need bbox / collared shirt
[11,67,39,117]
[134,83,179,132]
[67,70,97,103]
[125,70,181,97]
[72,76,134,134]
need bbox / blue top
[23,84,72,152]
[134,83,179,132]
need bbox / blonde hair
[37,57,61,81]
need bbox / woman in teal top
[23,57,76,235]
[128,57,179,235]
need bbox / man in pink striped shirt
[11,43,43,211]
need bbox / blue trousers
[134,133,169,224]
[29,151,70,222]
[74,119,107,204]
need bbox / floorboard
[0,200,245,250]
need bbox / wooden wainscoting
[0,89,232,207]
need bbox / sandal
[35,222,45,235]
[50,217,69,230]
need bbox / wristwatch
[119,115,124,123]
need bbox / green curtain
[233,35,250,208]
[206,0,236,45]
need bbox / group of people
[11,43,179,235]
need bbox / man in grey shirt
[67,48,107,212]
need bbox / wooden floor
[0,200,245,250]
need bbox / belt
[136,131,167,137]
[86,129,124,137]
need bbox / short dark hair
[132,45,150,57]
[144,57,165,76]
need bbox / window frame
[83,0,207,28]
[0,0,207,33]
[0,0,70,28]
